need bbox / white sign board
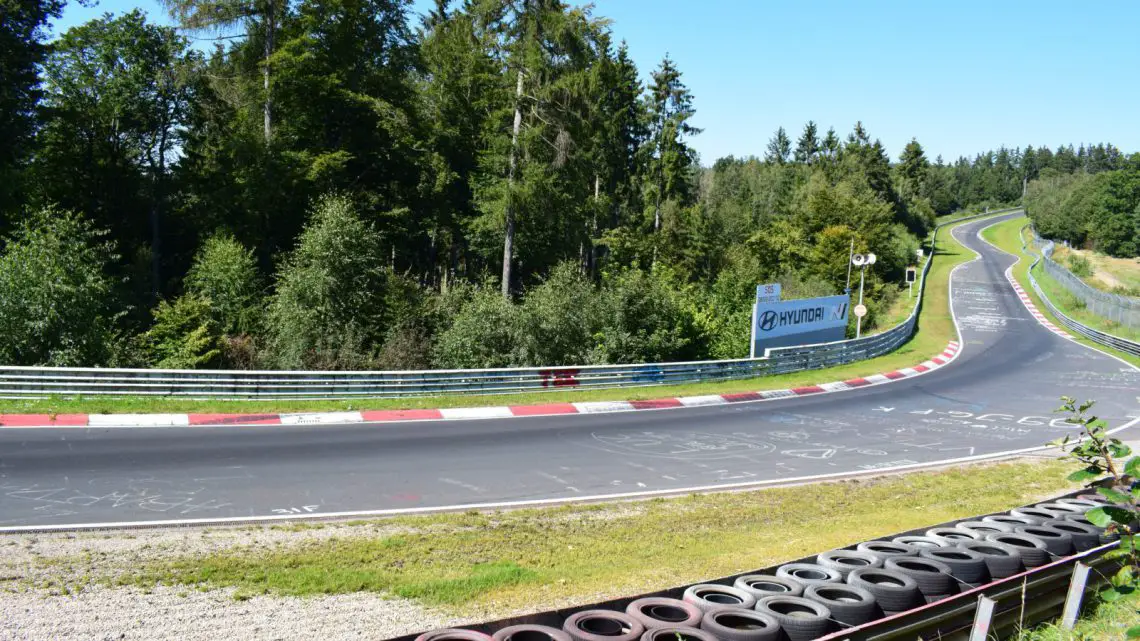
[755,283,781,304]
[751,295,850,357]
[854,304,867,318]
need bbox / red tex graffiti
[539,369,580,388]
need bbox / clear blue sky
[51,0,1139,165]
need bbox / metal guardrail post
[1061,562,1092,630]
[969,595,997,641]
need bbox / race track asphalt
[2,212,1138,528]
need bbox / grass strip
[980,216,1140,368]
[86,460,1077,612]
[0,214,999,415]
[1013,591,1140,640]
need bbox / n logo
[831,303,848,320]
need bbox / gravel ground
[1,583,459,641]
[0,523,465,641]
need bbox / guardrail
[0,210,1016,399]
[1031,229,1140,329]
[1021,226,1140,358]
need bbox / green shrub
[185,233,264,336]
[591,268,701,364]
[265,194,392,369]
[0,208,121,366]
[1067,254,1093,278]
[136,294,221,369]
[433,287,522,368]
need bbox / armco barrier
[0,209,1019,399]
[386,488,1119,641]
[1032,229,1140,329]
[1022,226,1140,358]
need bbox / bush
[0,208,120,366]
[591,268,701,364]
[185,233,264,336]
[265,194,392,369]
[136,294,221,369]
[1067,254,1093,278]
[517,263,603,366]
[433,287,522,368]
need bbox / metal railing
[0,210,1012,399]
[1022,227,1140,358]
[1032,229,1140,328]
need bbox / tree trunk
[262,2,275,143]
[501,69,524,298]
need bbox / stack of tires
[414,494,1115,641]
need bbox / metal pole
[845,237,854,294]
[749,303,758,358]
[856,268,865,338]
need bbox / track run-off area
[1,212,1138,530]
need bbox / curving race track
[1,213,1138,530]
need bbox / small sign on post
[853,304,867,318]
[755,283,781,304]
[906,267,917,298]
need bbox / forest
[1,0,1127,370]
[1024,148,1140,260]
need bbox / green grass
[980,216,1140,369]
[0,213,1001,416]
[1014,592,1140,640]
[83,460,1076,612]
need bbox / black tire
[420,630,494,641]
[1055,497,1104,510]
[563,611,645,641]
[1060,514,1105,530]
[956,520,1015,536]
[733,575,804,599]
[640,626,719,641]
[1011,506,1068,522]
[1045,519,1104,552]
[699,610,781,641]
[1036,502,1085,515]
[815,549,882,578]
[918,547,989,585]
[775,563,843,588]
[804,583,879,627]
[925,527,981,545]
[1077,493,1110,504]
[682,584,756,613]
[1013,525,1074,556]
[856,540,918,560]
[983,514,1040,527]
[891,535,948,549]
[846,568,924,612]
[626,598,703,630]
[883,557,957,599]
[754,596,832,641]
[494,626,572,641]
[956,541,1024,579]
[985,533,1051,567]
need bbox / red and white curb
[1004,267,1072,340]
[0,343,961,428]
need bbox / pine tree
[765,127,791,164]
[645,55,700,233]
[794,121,820,164]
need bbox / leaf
[1127,457,1140,478]
[1068,466,1102,482]
[1126,625,1140,638]
[1100,586,1125,601]
[1098,487,1131,504]
[1110,443,1133,459]
[1086,506,1134,527]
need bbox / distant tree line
[1024,145,1140,260]
[0,0,1106,369]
